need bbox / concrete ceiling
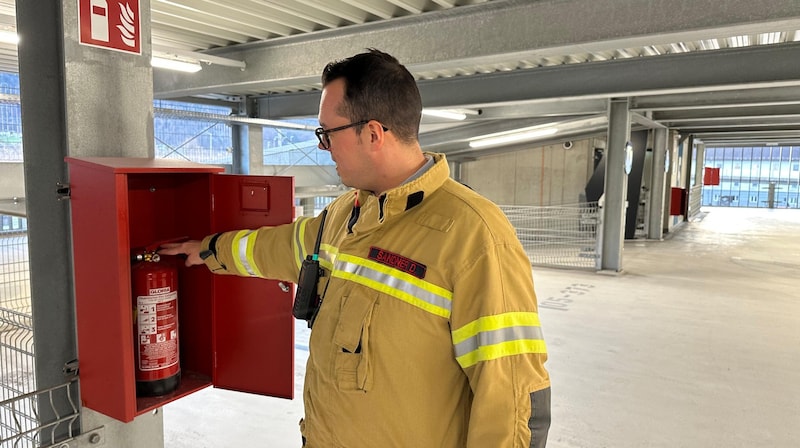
[5,0,800,156]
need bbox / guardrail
[500,202,601,270]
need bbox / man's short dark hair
[321,49,422,145]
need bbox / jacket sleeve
[199,215,323,283]
[450,236,551,448]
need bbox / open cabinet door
[210,174,296,398]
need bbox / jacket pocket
[332,293,377,392]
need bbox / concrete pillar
[648,128,668,240]
[248,125,263,174]
[695,143,706,187]
[600,98,631,272]
[16,0,163,446]
[232,98,263,175]
[232,123,264,175]
[663,132,677,232]
[300,197,315,216]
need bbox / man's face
[318,78,372,190]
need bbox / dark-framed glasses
[315,120,389,149]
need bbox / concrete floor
[164,207,800,447]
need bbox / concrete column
[663,132,679,232]
[17,0,163,446]
[300,197,315,216]
[248,125,263,174]
[232,124,246,174]
[231,124,263,175]
[232,98,263,175]
[695,143,706,187]
[600,98,631,272]
[648,128,668,240]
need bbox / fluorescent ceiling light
[422,109,467,121]
[642,45,661,56]
[669,42,689,53]
[0,31,18,45]
[729,35,750,48]
[151,56,202,73]
[757,32,782,45]
[699,39,719,50]
[153,46,246,70]
[469,126,558,148]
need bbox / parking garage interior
[1,1,800,447]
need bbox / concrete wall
[0,162,25,199]
[460,138,600,206]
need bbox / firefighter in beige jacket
[161,49,550,447]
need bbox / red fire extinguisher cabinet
[66,157,295,422]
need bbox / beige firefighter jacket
[201,152,550,447]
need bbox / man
[161,49,551,447]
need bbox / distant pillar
[600,98,631,272]
[300,197,315,216]
[648,128,668,240]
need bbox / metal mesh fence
[0,231,37,446]
[500,202,601,270]
[0,230,78,448]
[0,378,80,448]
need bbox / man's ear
[368,120,386,145]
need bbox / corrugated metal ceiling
[2,0,800,149]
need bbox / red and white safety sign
[78,0,141,55]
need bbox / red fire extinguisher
[132,246,181,397]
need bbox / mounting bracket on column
[57,182,71,200]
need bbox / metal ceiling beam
[424,115,609,156]
[254,43,800,119]
[471,100,608,119]
[153,0,800,98]
[631,86,800,111]
[672,118,800,129]
[419,117,567,149]
[632,113,668,129]
[692,127,800,135]
[654,104,800,121]
[414,44,800,107]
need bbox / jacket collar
[352,152,449,232]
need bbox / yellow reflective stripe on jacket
[319,244,338,272]
[231,230,263,277]
[331,252,453,318]
[452,312,547,368]
[293,217,311,270]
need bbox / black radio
[292,209,327,326]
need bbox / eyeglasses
[315,119,389,149]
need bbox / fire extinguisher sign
[77,0,141,55]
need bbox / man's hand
[159,240,204,267]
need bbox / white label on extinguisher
[137,291,179,371]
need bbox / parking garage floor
[164,207,800,447]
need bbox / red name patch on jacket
[368,247,427,279]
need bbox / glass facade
[702,146,800,208]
